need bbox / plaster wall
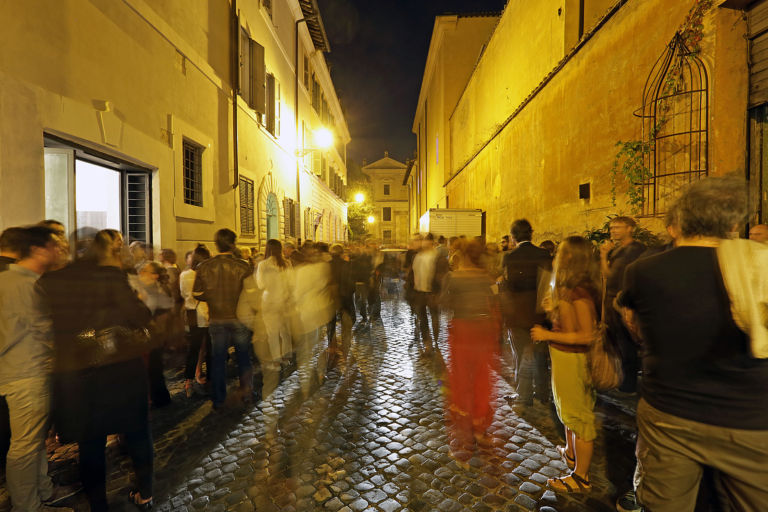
[446,0,748,243]
[413,15,499,221]
[449,0,566,174]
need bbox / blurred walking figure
[599,216,644,393]
[0,226,73,512]
[403,235,422,345]
[442,240,501,453]
[531,236,599,494]
[180,244,212,397]
[255,239,293,400]
[412,233,448,355]
[350,244,373,323]
[135,261,174,407]
[40,229,155,511]
[617,178,768,511]
[327,244,355,372]
[502,219,552,405]
[193,229,253,409]
[292,243,334,398]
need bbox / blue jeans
[208,322,253,407]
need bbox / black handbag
[76,325,152,367]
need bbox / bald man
[749,224,768,243]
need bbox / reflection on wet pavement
[0,297,636,511]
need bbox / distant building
[0,0,350,253]
[411,0,758,241]
[362,153,409,245]
[407,12,500,235]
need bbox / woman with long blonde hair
[531,236,599,494]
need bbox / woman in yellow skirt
[531,236,599,494]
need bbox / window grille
[183,140,203,206]
[638,32,708,216]
[125,173,150,243]
[383,230,392,243]
[239,177,254,235]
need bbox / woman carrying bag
[530,236,599,494]
[40,229,155,511]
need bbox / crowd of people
[1,176,767,511]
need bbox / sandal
[557,445,576,470]
[547,473,591,494]
[128,490,153,510]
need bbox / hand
[599,241,613,258]
[530,325,549,342]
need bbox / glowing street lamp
[354,192,365,203]
[296,127,334,157]
[367,215,375,224]
[313,127,334,150]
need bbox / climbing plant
[609,0,713,213]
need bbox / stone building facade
[406,13,501,234]
[410,0,756,242]
[0,0,350,255]
[363,154,409,245]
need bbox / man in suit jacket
[502,219,552,405]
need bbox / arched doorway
[266,192,278,241]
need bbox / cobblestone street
[1,296,636,512]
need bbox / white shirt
[179,269,209,327]
[413,248,438,293]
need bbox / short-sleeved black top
[619,246,768,429]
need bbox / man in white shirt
[412,234,446,355]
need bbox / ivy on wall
[609,0,713,213]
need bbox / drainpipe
[232,0,239,190]
[295,16,316,241]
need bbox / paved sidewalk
[0,298,635,511]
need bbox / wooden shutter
[252,41,266,114]
[265,74,276,134]
[750,2,768,107]
[239,29,251,105]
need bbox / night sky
[317,0,507,166]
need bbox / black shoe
[616,490,643,512]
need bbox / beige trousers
[635,398,768,512]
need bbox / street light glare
[314,128,334,149]
[354,192,365,203]
[367,215,375,224]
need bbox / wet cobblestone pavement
[0,296,637,511]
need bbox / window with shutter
[283,197,291,237]
[266,74,276,135]
[239,177,254,235]
[239,28,251,106]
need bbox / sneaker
[616,490,643,512]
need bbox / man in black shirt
[600,216,644,393]
[502,219,552,404]
[618,178,768,512]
